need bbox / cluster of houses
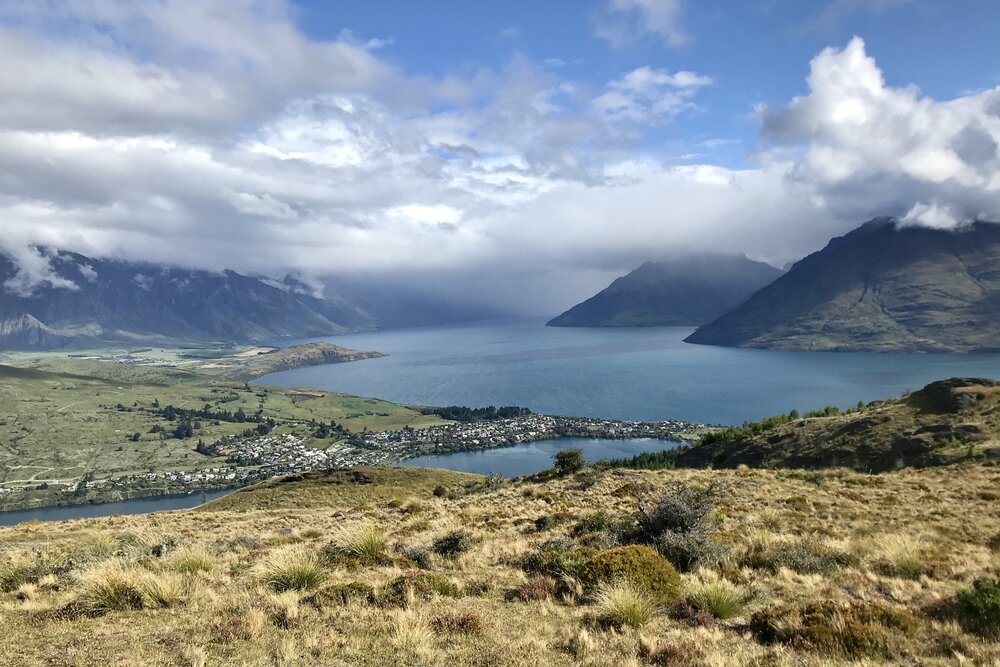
[0,414,705,505]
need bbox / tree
[554,448,585,475]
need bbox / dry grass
[0,463,997,666]
[592,580,657,628]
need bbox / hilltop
[686,219,1000,352]
[548,254,783,328]
[0,462,997,665]
[676,377,1000,471]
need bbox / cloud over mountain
[0,3,996,314]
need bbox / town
[0,414,706,508]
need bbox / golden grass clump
[258,547,327,592]
[592,580,656,629]
[168,547,217,574]
[685,575,753,620]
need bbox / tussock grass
[168,547,217,574]
[331,523,388,562]
[258,547,327,592]
[874,533,927,579]
[138,571,186,608]
[592,581,656,628]
[78,561,147,614]
[685,575,752,620]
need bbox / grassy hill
[0,463,998,665]
[676,378,1000,471]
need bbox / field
[0,359,444,503]
[0,463,997,665]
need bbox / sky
[0,0,999,313]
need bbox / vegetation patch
[579,545,682,604]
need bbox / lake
[0,490,233,527]
[401,437,678,477]
[262,318,1000,425]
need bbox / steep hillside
[0,250,362,349]
[547,254,783,327]
[686,219,1000,352]
[676,378,1000,471]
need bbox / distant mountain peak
[547,253,783,328]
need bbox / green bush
[956,577,1000,637]
[579,545,682,604]
[750,600,917,659]
[741,538,853,574]
[522,545,598,580]
[571,511,614,537]
[432,530,476,558]
[534,515,558,532]
[554,448,586,475]
[986,533,1000,553]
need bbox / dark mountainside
[546,254,784,327]
[0,250,366,350]
[676,377,1000,472]
[686,218,1000,352]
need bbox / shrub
[750,600,918,659]
[534,515,558,532]
[987,533,1000,553]
[78,562,146,615]
[432,485,448,498]
[742,537,852,574]
[639,484,717,537]
[506,576,557,602]
[307,582,376,607]
[686,579,752,620]
[657,530,728,572]
[382,572,461,607]
[259,548,327,592]
[554,448,586,475]
[432,610,485,635]
[593,581,656,629]
[401,546,432,569]
[639,639,706,667]
[956,577,1000,637]
[522,545,598,580]
[432,530,475,558]
[579,546,682,604]
[571,511,614,537]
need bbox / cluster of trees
[156,403,263,424]
[312,420,348,439]
[421,405,533,422]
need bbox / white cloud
[593,66,712,123]
[596,0,688,48]
[760,36,1000,228]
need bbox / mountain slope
[676,377,1000,472]
[685,219,1000,352]
[0,250,357,349]
[547,254,784,327]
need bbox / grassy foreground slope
[0,463,998,666]
[677,378,1000,472]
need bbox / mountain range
[686,218,1000,352]
[547,254,784,328]
[0,250,500,350]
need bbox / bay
[262,318,1000,425]
[400,437,678,477]
[0,490,233,526]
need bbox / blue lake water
[401,437,678,477]
[262,318,1000,425]
[0,490,233,526]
